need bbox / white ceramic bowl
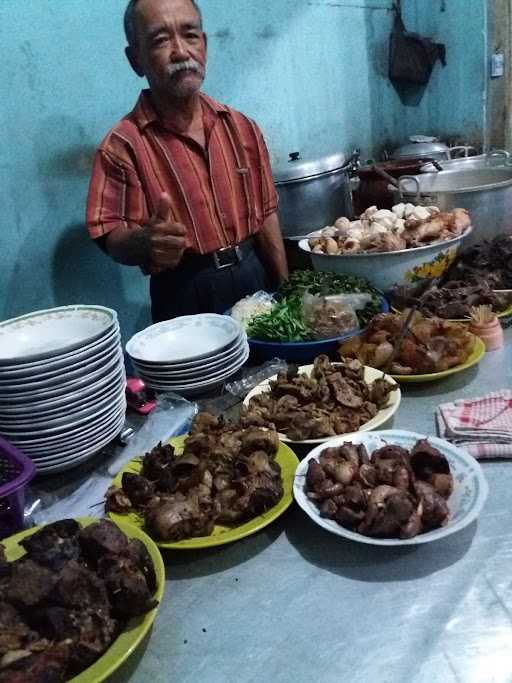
[293,430,488,546]
[0,306,118,363]
[126,314,243,363]
[131,334,247,377]
[141,344,250,394]
[299,227,472,292]
[243,364,401,444]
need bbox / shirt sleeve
[86,140,148,240]
[253,124,279,219]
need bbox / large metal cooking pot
[273,151,353,239]
[393,140,476,162]
[420,149,511,173]
[395,168,512,244]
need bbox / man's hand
[147,193,188,272]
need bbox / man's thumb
[155,193,172,221]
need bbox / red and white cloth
[436,391,512,459]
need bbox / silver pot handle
[448,145,478,159]
[398,175,420,200]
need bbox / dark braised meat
[305,439,453,539]
[78,519,128,565]
[53,561,109,611]
[20,520,81,572]
[107,412,284,542]
[392,279,511,320]
[8,559,57,609]
[446,234,512,290]
[121,472,155,506]
[241,355,396,440]
[0,640,71,683]
[0,602,40,656]
[0,520,158,682]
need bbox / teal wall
[0,0,487,340]
[400,0,487,144]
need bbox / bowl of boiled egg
[298,203,472,292]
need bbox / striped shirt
[86,90,278,254]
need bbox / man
[87,0,288,322]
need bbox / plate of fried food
[340,311,485,382]
[242,355,400,443]
[294,430,488,546]
[0,517,164,683]
[106,413,299,549]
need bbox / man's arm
[103,194,187,272]
[254,211,289,287]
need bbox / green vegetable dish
[246,270,382,342]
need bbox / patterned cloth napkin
[436,391,512,458]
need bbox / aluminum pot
[393,141,476,162]
[420,149,511,173]
[395,168,512,244]
[273,151,353,239]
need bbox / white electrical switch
[491,53,505,78]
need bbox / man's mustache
[167,59,204,77]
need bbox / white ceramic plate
[243,364,401,444]
[0,379,126,428]
[141,344,249,392]
[0,386,126,437]
[0,344,121,392]
[0,369,125,417]
[33,414,126,473]
[126,314,242,363]
[0,306,118,363]
[0,327,120,376]
[0,351,124,403]
[13,404,127,457]
[131,334,247,378]
[293,430,489,546]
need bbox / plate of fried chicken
[106,413,299,549]
[0,518,164,683]
[340,311,485,382]
[294,430,488,546]
[242,355,400,443]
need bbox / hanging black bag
[389,1,446,85]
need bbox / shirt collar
[130,89,229,131]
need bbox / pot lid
[394,140,449,158]
[272,150,347,183]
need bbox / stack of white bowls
[127,314,249,397]
[0,306,126,474]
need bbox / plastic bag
[302,293,361,340]
[230,290,275,329]
[107,392,197,476]
[225,359,287,398]
[389,10,446,85]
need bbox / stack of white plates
[0,306,126,474]
[126,314,249,397]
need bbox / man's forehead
[135,0,201,30]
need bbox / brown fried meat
[240,355,396,440]
[105,413,284,542]
[305,439,452,539]
[0,520,158,682]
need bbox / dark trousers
[150,246,271,322]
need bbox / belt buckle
[213,245,242,270]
